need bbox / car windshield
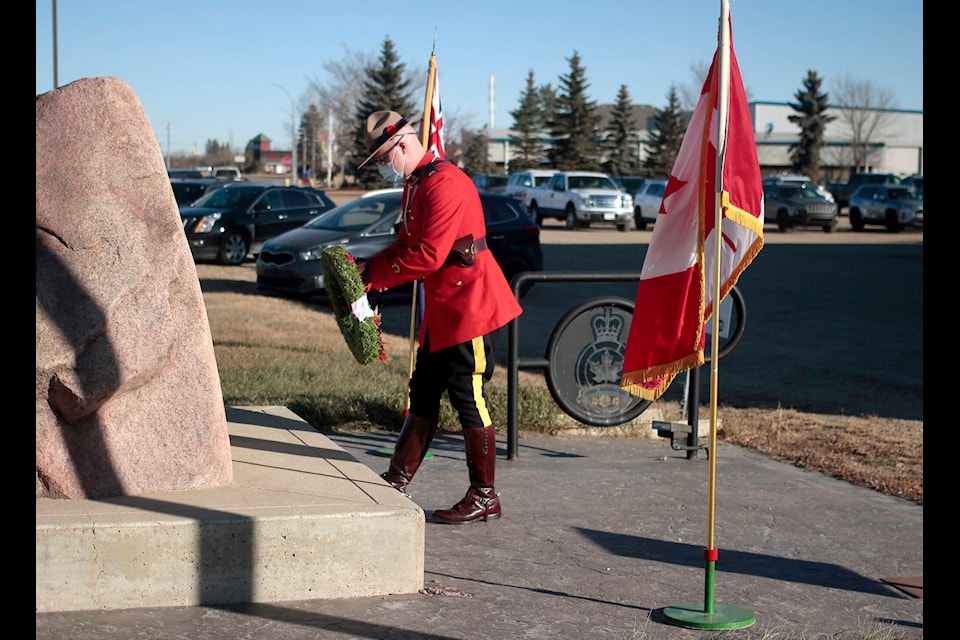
[190,186,263,209]
[568,176,617,190]
[885,187,920,201]
[304,196,402,231]
[779,185,821,200]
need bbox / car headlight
[299,246,324,262]
[623,195,633,208]
[192,212,222,233]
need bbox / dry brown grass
[712,405,922,504]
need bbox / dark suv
[763,182,839,232]
[180,183,336,265]
[848,184,923,232]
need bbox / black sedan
[256,190,543,300]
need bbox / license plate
[603,213,615,220]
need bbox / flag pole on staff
[619,0,763,629]
[405,30,443,415]
[663,1,759,628]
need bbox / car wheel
[823,221,838,233]
[218,231,249,265]
[885,210,903,233]
[777,211,790,232]
[617,223,627,232]
[634,208,647,230]
[530,202,545,226]
[565,206,578,230]
[849,208,864,231]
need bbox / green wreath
[320,245,387,365]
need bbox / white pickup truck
[526,171,633,231]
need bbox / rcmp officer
[356,111,523,524]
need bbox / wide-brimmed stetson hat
[356,110,422,170]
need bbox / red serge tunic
[365,156,523,352]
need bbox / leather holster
[445,234,488,268]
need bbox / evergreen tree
[602,84,640,177]
[460,127,494,176]
[548,50,601,171]
[538,84,558,126]
[787,70,835,184]
[350,36,417,188]
[509,71,548,170]
[642,85,685,178]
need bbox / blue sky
[36,0,922,156]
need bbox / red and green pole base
[662,547,755,629]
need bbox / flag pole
[404,36,438,416]
[663,1,755,629]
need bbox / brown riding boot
[381,414,439,497]
[433,425,501,524]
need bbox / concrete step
[36,406,424,613]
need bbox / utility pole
[52,0,58,89]
[273,84,298,185]
[327,110,334,188]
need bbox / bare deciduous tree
[679,60,710,111]
[306,47,376,185]
[679,58,753,112]
[828,74,898,173]
[306,45,425,186]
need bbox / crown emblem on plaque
[591,308,624,342]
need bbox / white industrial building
[485,102,923,181]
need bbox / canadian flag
[620,17,764,401]
[427,58,445,160]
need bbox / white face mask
[378,153,405,186]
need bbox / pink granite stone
[36,77,232,499]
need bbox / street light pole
[273,84,298,185]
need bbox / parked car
[762,174,835,203]
[180,184,337,265]
[632,178,667,230]
[527,171,633,231]
[256,191,544,300]
[900,175,923,198]
[612,175,649,197]
[826,173,901,210]
[505,169,557,211]
[169,178,225,206]
[847,184,923,232]
[212,166,245,181]
[471,173,509,193]
[167,168,204,179]
[763,183,839,232]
